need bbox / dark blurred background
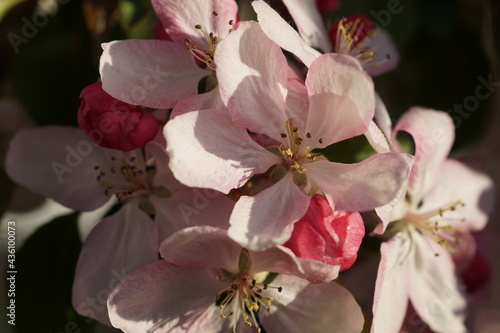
[0,0,499,332]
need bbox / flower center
[216,274,282,333]
[331,15,389,68]
[279,121,322,174]
[94,153,151,202]
[184,10,234,71]
[402,200,466,254]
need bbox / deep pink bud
[316,0,341,12]
[77,82,159,151]
[284,194,365,271]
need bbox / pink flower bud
[77,82,159,151]
[284,194,365,271]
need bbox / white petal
[364,94,393,153]
[5,127,112,211]
[72,201,159,325]
[393,107,455,203]
[371,232,411,333]
[252,0,321,67]
[164,109,280,193]
[304,53,375,148]
[261,274,364,333]
[108,261,228,333]
[152,0,238,47]
[408,229,467,333]
[419,159,495,231]
[306,153,411,212]
[364,29,400,76]
[281,0,332,53]
[215,21,290,140]
[228,172,311,251]
[100,40,210,109]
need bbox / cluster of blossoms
[5,0,496,332]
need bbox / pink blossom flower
[99,0,238,110]
[371,108,495,333]
[284,194,365,271]
[107,226,365,333]
[253,0,399,75]
[78,82,159,151]
[5,126,234,324]
[165,21,411,251]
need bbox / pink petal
[77,198,115,241]
[100,40,210,109]
[144,136,188,195]
[170,87,224,119]
[250,245,339,283]
[372,233,411,333]
[260,274,364,333]
[408,229,467,333]
[72,201,159,325]
[159,226,241,273]
[364,94,392,153]
[419,159,495,231]
[215,21,290,141]
[373,180,409,233]
[289,255,341,283]
[164,109,280,193]
[306,153,412,212]
[152,0,238,47]
[5,127,111,211]
[284,66,309,133]
[363,29,400,76]
[304,53,375,148]
[252,0,322,67]
[305,94,368,148]
[374,153,415,232]
[159,226,324,283]
[228,172,311,251]
[281,0,332,53]
[108,260,228,333]
[151,188,233,241]
[393,107,455,203]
